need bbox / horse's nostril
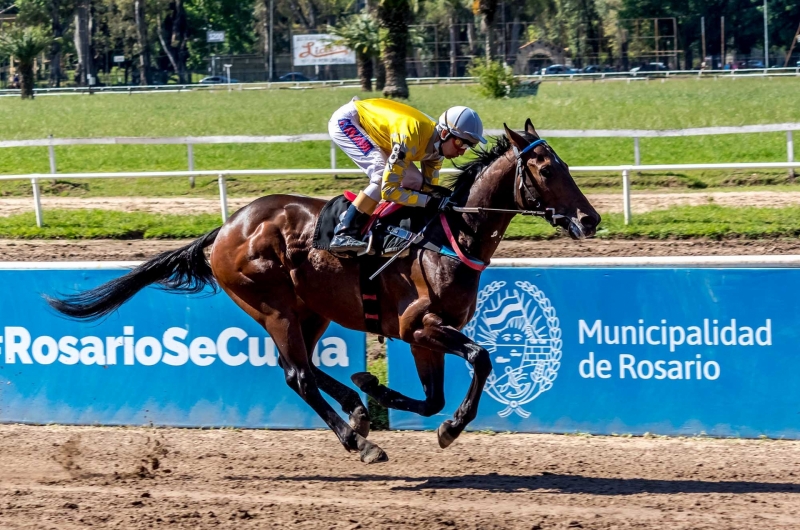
[580,215,598,230]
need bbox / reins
[371,135,567,277]
[449,137,565,225]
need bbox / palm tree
[330,11,380,92]
[377,0,412,98]
[477,0,497,64]
[0,26,51,99]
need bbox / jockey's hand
[427,195,453,212]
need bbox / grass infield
[4,205,800,240]
[1,77,799,197]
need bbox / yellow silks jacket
[353,98,443,206]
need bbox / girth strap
[439,214,489,271]
[358,256,383,335]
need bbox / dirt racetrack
[4,237,800,262]
[1,425,798,529]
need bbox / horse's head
[504,120,600,240]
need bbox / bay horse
[47,120,600,464]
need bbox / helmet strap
[437,127,450,156]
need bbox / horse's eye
[539,166,551,179]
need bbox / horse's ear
[524,118,538,137]
[503,123,526,149]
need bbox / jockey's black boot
[330,204,369,256]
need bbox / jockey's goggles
[452,136,476,149]
[442,128,477,149]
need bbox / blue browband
[517,138,547,157]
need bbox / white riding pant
[328,99,423,203]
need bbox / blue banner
[0,268,365,428]
[388,267,800,438]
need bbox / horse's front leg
[412,312,492,449]
[351,345,445,417]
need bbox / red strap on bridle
[439,213,488,271]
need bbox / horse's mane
[445,131,536,196]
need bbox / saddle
[312,192,428,258]
[312,193,488,335]
[312,193,432,335]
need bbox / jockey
[327,97,487,255]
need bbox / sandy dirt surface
[3,237,800,262]
[2,190,800,218]
[0,425,798,529]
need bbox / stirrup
[360,231,374,256]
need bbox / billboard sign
[388,266,800,438]
[0,267,365,428]
[292,34,356,66]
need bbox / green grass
[1,77,799,196]
[6,204,800,240]
[5,78,799,139]
[366,356,389,431]
[507,205,800,240]
[0,210,220,239]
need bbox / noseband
[452,137,564,226]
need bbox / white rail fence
[2,122,798,182]
[1,123,798,227]
[4,162,800,228]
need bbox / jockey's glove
[427,195,454,212]
[425,185,453,199]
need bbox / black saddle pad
[312,195,430,256]
[312,195,351,251]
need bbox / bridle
[451,137,565,227]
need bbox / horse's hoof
[349,405,371,438]
[359,441,388,464]
[351,372,379,393]
[437,420,459,449]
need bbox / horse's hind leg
[301,315,371,438]
[351,345,445,417]
[266,311,387,463]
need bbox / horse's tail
[46,227,221,321]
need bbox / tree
[134,0,151,84]
[156,0,189,83]
[330,11,380,91]
[49,0,65,86]
[476,0,497,63]
[74,0,95,85]
[377,0,411,98]
[16,0,69,86]
[424,0,471,78]
[0,26,52,98]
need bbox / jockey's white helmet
[438,106,487,145]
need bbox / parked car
[743,60,765,69]
[278,72,312,82]
[581,65,615,74]
[541,64,578,75]
[199,75,239,84]
[630,62,668,73]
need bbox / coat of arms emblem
[463,281,562,418]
